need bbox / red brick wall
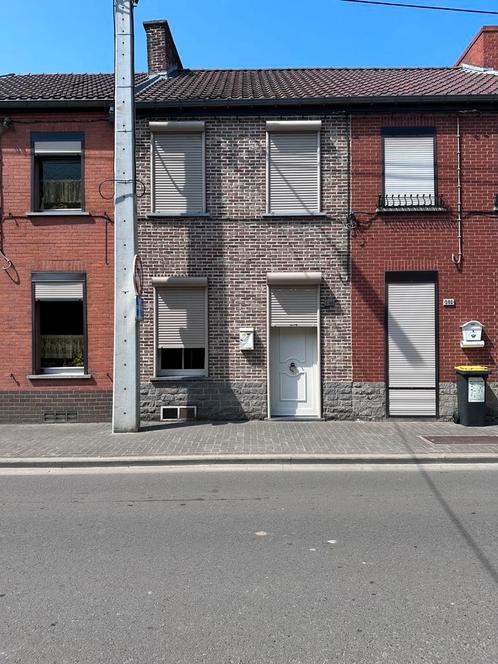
[351,111,498,384]
[0,111,114,413]
[456,26,498,70]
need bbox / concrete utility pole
[112,0,139,432]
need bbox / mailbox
[239,327,255,351]
[460,320,484,348]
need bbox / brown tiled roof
[137,67,498,103]
[1,67,497,105]
[0,73,147,102]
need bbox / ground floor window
[32,273,86,376]
[154,278,208,378]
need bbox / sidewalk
[1,419,498,467]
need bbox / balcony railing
[377,193,446,210]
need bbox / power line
[340,0,498,15]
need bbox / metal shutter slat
[389,390,437,416]
[384,136,435,197]
[157,287,206,348]
[270,287,318,327]
[34,140,82,154]
[388,281,436,416]
[153,133,204,213]
[269,133,319,213]
[34,282,84,300]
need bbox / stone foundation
[322,382,353,419]
[0,390,112,423]
[141,381,267,421]
[352,382,386,420]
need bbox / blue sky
[0,0,497,73]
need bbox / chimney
[143,20,183,75]
[455,25,498,70]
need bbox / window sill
[150,375,209,382]
[263,212,326,218]
[146,213,210,219]
[376,206,448,213]
[27,210,90,217]
[27,373,93,380]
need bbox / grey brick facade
[136,112,352,420]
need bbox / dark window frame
[31,272,88,376]
[31,132,85,212]
[380,127,439,209]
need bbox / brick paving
[1,420,498,460]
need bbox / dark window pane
[184,348,205,370]
[160,348,183,370]
[39,300,84,368]
[38,157,82,210]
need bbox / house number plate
[468,377,485,403]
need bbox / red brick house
[0,76,118,422]
[351,26,498,419]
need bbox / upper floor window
[380,128,440,209]
[150,121,205,215]
[32,133,83,212]
[266,120,321,215]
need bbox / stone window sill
[263,212,327,219]
[146,213,210,219]
[150,375,210,382]
[376,206,447,214]
[28,373,93,380]
[27,210,90,217]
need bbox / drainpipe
[452,114,463,266]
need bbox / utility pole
[112,0,139,432]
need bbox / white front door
[270,327,319,418]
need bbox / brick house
[2,22,498,424]
[0,76,119,422]
[135,21,498,421]
[351,26,498,419]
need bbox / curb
[1,453,498,468]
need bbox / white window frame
[149,121,206,216]
[152,276,208,379]
[265,120,322,216]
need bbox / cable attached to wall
[451,114,463,267]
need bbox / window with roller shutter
[380,129,441,209]
[267,123,320,214]
[151,125,205,215]
[155,282,208,377]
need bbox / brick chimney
[143,20,183,75]
[456,26,498,70]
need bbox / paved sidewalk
[1,420,498,465]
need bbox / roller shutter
[152,132,204,213]
[387,280,436,416]
[384,135,435,198]
[34,282,84,300]
[268,132,319,213]
[157,287,206,348]
[270,287,318,327]
[33,139,82,154]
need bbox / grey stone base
[352,382,386,420]
[323,382,353,420]
[141,381,267,421]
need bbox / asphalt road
[0,466,497,664]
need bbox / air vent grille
[160,405,197,421]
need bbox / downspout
[451,113,463,266]
[340,112,353,284]
[0,118,13,271]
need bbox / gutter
[135,93,498,110]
